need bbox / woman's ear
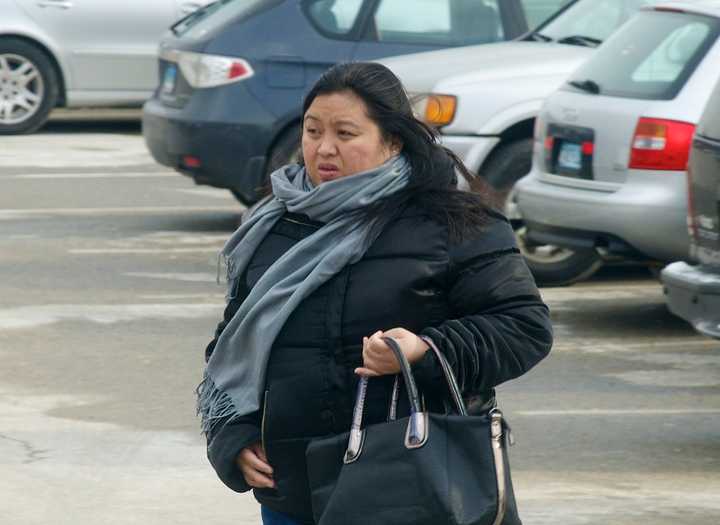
[390,137,403,155]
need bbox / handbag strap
[419,335,468,416]
[344,336,428,462]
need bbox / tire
[479,138,534,190]
[480,139,602,286]
[230,125,302,204]
[514,222,603,286]
[0,38,59,135]
[267,124,301,175]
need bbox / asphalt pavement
[1,114,719,525]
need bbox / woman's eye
[305,128,319,135]
[338,130,355,137]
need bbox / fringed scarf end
[195,374,241,437]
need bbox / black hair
[302,62,495,240]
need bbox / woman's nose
[317,137,337,156]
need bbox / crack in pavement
[0,432,50,464]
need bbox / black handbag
[306,336,521,525]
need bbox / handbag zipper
[490,409,507,525]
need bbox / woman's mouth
[317,164,340,180]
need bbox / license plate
[558,142,582,171]
[162,65,177,94]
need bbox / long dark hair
[302,62,493,240]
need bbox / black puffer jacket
[204,205,552,524]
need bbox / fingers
[237,445,275,489]
[354,366,380,377]
[251,442,268,463]
[244,469,275,489]
[357,331,400,376]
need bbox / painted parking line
[0,205,240,219]
[515,408,720,416]
[69,247,221,254]
[5,172,176,179]
[124,272,218,282]
[551,338,720,352]
[0,303,223,330]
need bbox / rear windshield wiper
[568,79,601,94]
[170,0,218,35]
[556,35,603,47]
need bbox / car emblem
[561,107,579,123]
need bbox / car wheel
[505,189,603,286]
[267,124,302,175]
[0,38,59,135]
[230,125,302,205]
[480,138,533,190]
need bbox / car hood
[379,41,595,93]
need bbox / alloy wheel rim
[505,187,577,264]
[0,53,45,125]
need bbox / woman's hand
[355,328,430,377]
[236,442,275,489]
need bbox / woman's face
[302,91,398,186]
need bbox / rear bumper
[661,261,720,339]
[142,97,270,203]
[515,168,692,262]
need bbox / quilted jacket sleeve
[203,278,260,494]
[416,215,553,395]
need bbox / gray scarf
[197,154,411,434]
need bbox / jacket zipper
[261,389,269,455]
[490,409,507,525]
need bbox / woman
[198,62,553,525]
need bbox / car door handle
[36,0,73,9]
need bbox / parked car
[0,0,213,134]
[142,0,537,204]
[515,1,720,285]
[379,0,661,285]
[662,74,720,339]
[381,0,658,190]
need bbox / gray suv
[662,74,720,339]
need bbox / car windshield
[566,10,720,100]
[534,0,656,46]
[172,0,278,37]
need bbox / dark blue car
[143,0,532,204]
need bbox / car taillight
[629,117,695,171]
[176,51,254,88]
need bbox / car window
[306,0,364,35]
[537,0,653,43]
[174,0,282,38]
[698,77,720,141]
[373,0,504,46]
[520,0,572,29]
[566,11,720,100]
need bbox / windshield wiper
[527,32,553,42]
[556,35,603,47]
[171,0,218,35]
[568,79,601,95]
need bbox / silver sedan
[0,0,213,134]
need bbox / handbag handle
[386,336,468,417]
[419,335,468,416]
[345,337,426,463]
[344,335,465,463]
